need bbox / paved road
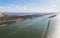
[0,16,49,38]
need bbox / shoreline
[0,18,33,27]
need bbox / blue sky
[0,0,60,13]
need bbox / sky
[0,0,60,13]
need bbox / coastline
[0,18,33,27]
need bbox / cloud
[0,5,22,12]
[0,5,60,13]
[0,0,60,13]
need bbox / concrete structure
[45,13,60,38]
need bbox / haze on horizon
[0,0,60,13]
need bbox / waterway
[0,15,53,38]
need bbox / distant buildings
[0,14,5,17]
